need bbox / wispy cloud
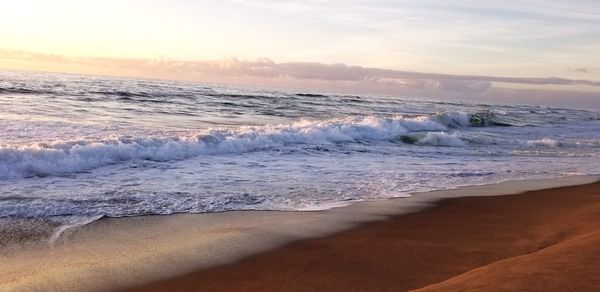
[574,67,599,74]
[2,1,600,80]
[3,49,600,90]
[219,0,600,78]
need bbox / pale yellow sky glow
[2,0,599,75]
[1,1,215,59]
[1,0,354,64]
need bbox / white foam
[0,113,471,179]
[527,138,560,148]
[416,132,467,147]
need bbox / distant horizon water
[3,67,599,111]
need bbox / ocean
[1,70,599,234]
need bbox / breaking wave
[398,132,467,147]
[0,111,542,179]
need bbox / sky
[1,0,599,107]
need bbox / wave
[467,111,526,127]
[429,111,527,128]
[0,87,53,95]
[0,111,535,179]
[398,132,467,147]
[525,138,600,148]
[527,138,561,148]
[88,90,152,97]
[295,93,327,97]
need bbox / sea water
[1,70,599,231]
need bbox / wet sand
[131,181,600,291]
[2,176,598,291]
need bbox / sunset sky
[1,0,599,107]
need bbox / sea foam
[0,112,475,179]
[0,110,593,179]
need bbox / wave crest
[0,112,514,179]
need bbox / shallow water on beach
[1,70,600,231]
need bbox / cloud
[132,54,600,89]
[574,67,599,74]
[1,48,599,109]
[0,49,492,92]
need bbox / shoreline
[131,178,600,291]
[1,175,598,291]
